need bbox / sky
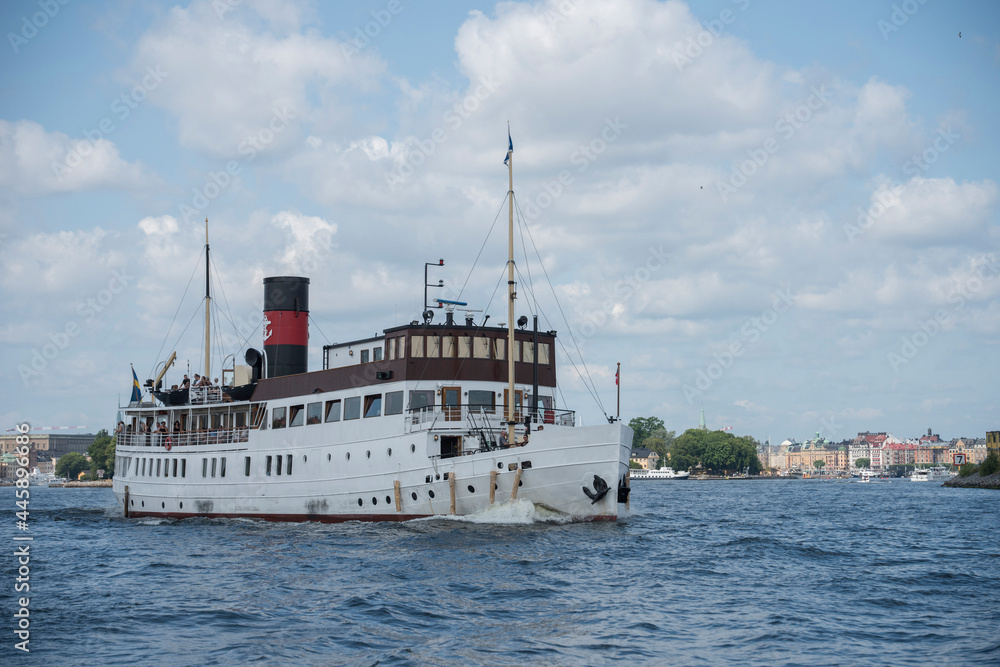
[1,0,998,444]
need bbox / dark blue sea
[3,480,998,665]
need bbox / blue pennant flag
[503,130,512,165]
[130,366,141,403]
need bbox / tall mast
[506,130,516,444]
[204,218,211,379]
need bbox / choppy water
[2,480,998,665]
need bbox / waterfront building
[950,438,988,465]
[629,447,659,470]
[884,442,917,467]
[915,445,950,466]
[0,433,97,458]
[987,431,999,456]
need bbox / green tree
[641,426,676,468]
[979,451,999,477]
[669,429,761,474]
[56,452,89,480]
[628,417,665,448]
[814,460,825,471]
[87,429,116,478]
[855,457,870,469]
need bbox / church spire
[699,402,707,430]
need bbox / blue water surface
[2,480,998,665]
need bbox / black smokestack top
[263,276,310,378]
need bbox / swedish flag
[130,366,141,403]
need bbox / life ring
[165,438,172,451]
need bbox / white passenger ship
[112,140,632,522]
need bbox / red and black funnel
[263,276,309,378]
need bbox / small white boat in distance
[910,466,956,482]
[631,466,690,480]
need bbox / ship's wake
[420,499,573,525]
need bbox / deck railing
[189,386,223,404]
[117,428,249,449]
[406,405,575,432]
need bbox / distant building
[0,433,97,458]
[950,438,988,465]
[987,431,999,456]
[629,448,659,470]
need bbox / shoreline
[943,471,1000,490]
[48,480,114,488]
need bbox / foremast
[204,218,211,379]
[505,130,516,444]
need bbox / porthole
[346,452,351,461]
[467,485,475,493]
[327,454,331,461]
[179,502,183,509]
[141,501,145,507]
[303,455,308,463]
[386,495,391,505]
[518,479,523,487]
[162,502,165,509]
[428,490,435,499]
[410,444,416,453]
[411,492,417,501]
[357,498,363,506]
[372,497,378,505]
[366,450,371,459]
[130,499,134,506]
[497,462,503,469]
[435,473,440,480]
[387,448,392,457]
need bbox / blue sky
[1,0,998,444]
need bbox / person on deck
[181,375,190,388]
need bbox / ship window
[364,394,382,418]
[442,335,456,358]
[514,340,522,362]
[212,413,222,429]
[244,456,251,477]
[374,346,383,362]
[289,405,304,427]
[409,390,434,411]
[286,454,292,475]
[458,336,471,358]
[235,412,246,428]
[426,335,440,357]
[360,349,370,363]
[396,337,405,359]
[523,342,534,363]
[220,457,226,478]
[156,459,162,477]
[272,407,287,429]
[344,397,361,420]
[265,456,272,476]
[538,342,550,365]
[172,459,178,477]
[141,458,146,476]
[325,400,341,422]
[474,336,490,358]
[181,459,186,477]
[211,458,217,477]
[411,336,424,357]
[492,338,505,360]
[275,455,282,475]
[202,458,207,477]
[306,402,322,424]
[385,391,404,415]
[469,390,495,413]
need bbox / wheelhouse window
[468,390,495,413]
[442,335,456,358]
[458,336,471,358]
[344,396,361,420]
[364,394,382,418]
[492,338,506,360]
[411,335,424,357]
[473,336,490,358]
[523,342,534,363]
[385,391,404,415]
[410,390,434,411]
[360,349,370,363]
[427,335,440,357]
[289,405,304,427]
[272,407,287,429]
[374,346,383,361]
[306,402,322,424]
[395,337,405,359]
[514,340,522,362]
[538,342,550,364]
[325,400,341,422]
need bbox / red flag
[615,367,619,385]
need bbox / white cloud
[867,177,998,245]
[0,120,155,195]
